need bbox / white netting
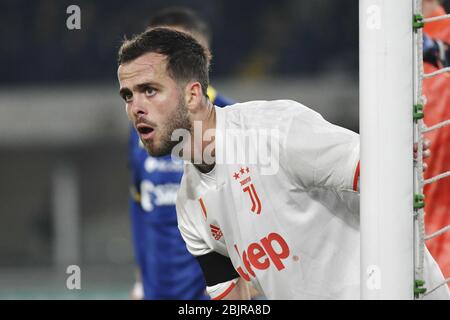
[424,67,450,78]
[423,13,450,23]
[413,0,426,297]
[424,171,450,185]
[413,0,450,299]
[425,225,450,241]
[423,119,450,133]
[425,278,450,297]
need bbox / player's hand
[414,139,431,171]
[423,33,450,68]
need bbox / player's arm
[284,110,360,193]
[210,278,251,300]
[195,251,251,300]
[176,200,254,300]
[178,219,251,300]
[423,32,449,68]
[283,112,432,196]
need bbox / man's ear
[184,82,204,111]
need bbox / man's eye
[145,87,156,97]
[124,94,132,102]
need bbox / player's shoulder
[176,162,205,205]
[226,99,310,111]
[224,99,320,116]
[219,99,324,129]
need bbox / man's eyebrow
[120,82,159,95]
[135,82,158,91]
[119,87,131,97]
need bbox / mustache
[135,116,157,128]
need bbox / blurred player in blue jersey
[128,7,233,300]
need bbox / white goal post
[359,0,415,299]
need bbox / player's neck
[192,99,216,173]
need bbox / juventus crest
[233,167,262,215]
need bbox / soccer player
[127,8,233,300]
[117,28,450,299]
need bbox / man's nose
[130,94,148,117]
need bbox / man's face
[118,52,191,157]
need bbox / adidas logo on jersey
[210,224,223,240]
[234,233,290,281]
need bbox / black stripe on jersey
[196,251,240,286]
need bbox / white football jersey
[176,100,449,300]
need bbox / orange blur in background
[423,4,450,287]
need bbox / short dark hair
[147,7,211,45]
[118,27,210,97]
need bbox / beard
[144,99,192,158]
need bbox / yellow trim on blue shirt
[207,86,217,104]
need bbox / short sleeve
[176,202,241,300]
[284,110,360,192]
[206,278,240,300]
[176,202,213,257]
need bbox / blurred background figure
[127,7,233,300]
[423,0,450,43]
[0,0,360,299]
[421,0,450,287]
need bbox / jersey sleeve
[176,202,241,299]
[284,110,360,192]
[206,278,240,300]
[176,201,213,257]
